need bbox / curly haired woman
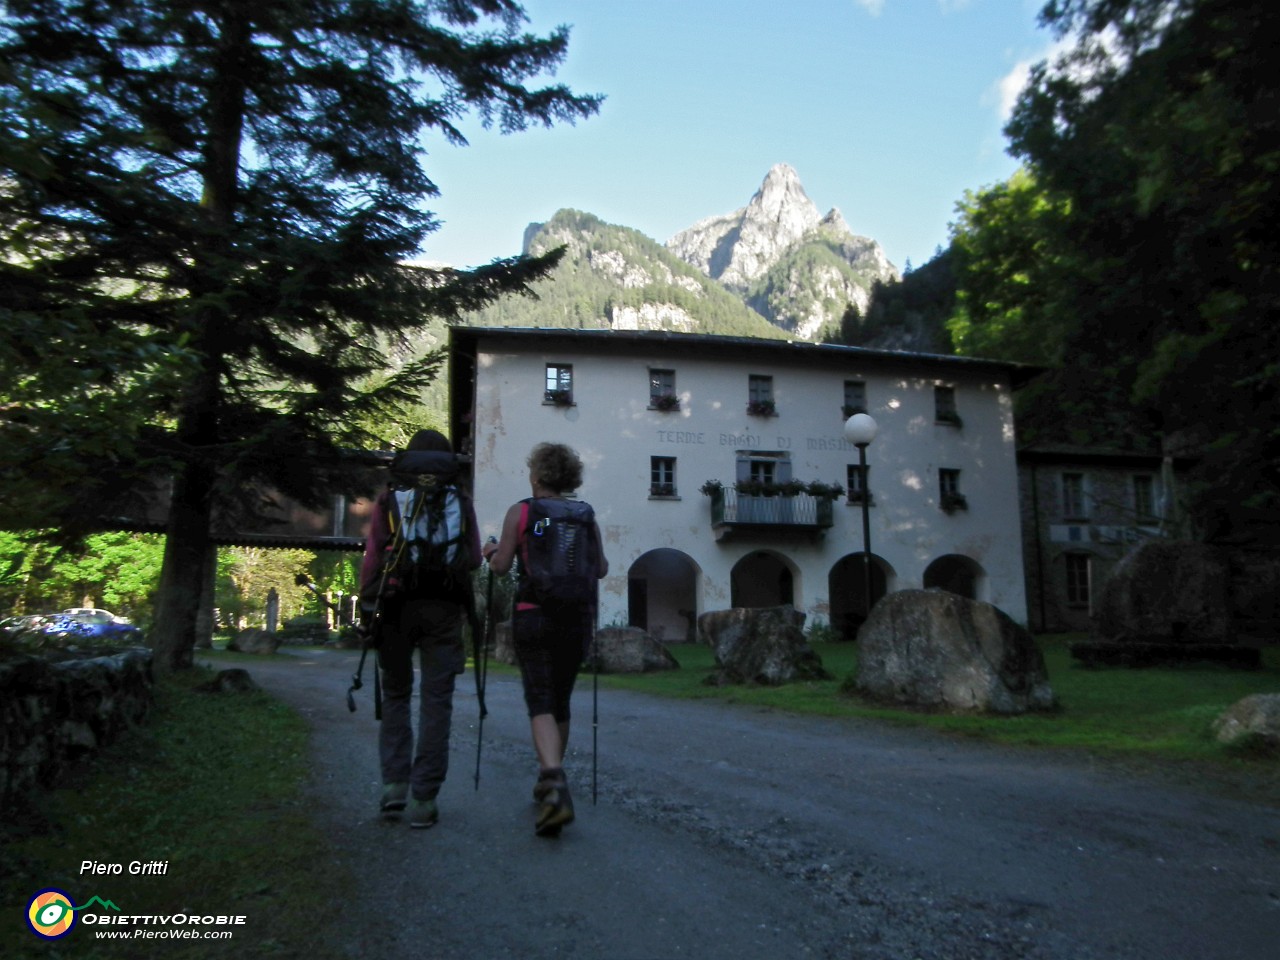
[483,442,608,836]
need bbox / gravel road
[241,648,1278,960]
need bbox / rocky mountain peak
[666,163,826,291]
[752,162,821,231]
[819,207,851,235]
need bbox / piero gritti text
[81,859,170,876]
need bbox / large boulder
[591,626,680,674]
[698,606,830,686]
[855,589,1056,714]
[1077,540,1260,667]
[1212,694,1280,754]
[1227,549,1280,644]
[488,621,677,674]
[1092,540,1232,643]
[227,629,280,655]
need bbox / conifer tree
[0,0,601,668]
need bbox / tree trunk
[150,7,249,672]
[150,462,216,672]
[195,541,218,649]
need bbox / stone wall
[0,648,154,812]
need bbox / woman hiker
[483,442,608,836]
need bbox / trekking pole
[473,540,496,791]
[591,591,599,806]
[296,573,382,719]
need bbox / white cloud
[988,36,1075,120]
[993,58,1033,119]
[853,0,885,15]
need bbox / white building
[449,327,1039,641]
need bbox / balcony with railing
[702,481,840,540]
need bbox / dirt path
[241,648,1279,960]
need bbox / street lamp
[843,412,878,625]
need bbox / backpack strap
[516,499,537,610]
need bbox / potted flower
[806,481,846,500]
[746,399,776,417]
[941,491,969,513]
[545,388,573,407]
[650,482,676,497]
[652,393,680,412]
[699,480,724,496]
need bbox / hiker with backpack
[359,429,482,829]
[482,442,608,837]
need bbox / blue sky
[416,0,1057,273]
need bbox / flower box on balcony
[651,393,680,412]
[941,492,969,514]
[544,389,573,407]
[746,399,776,417]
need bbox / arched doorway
[730,551,797,609]
[628,549,700,643]
[923,554,985,600]
[829,553,891,640]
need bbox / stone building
[1017,445,1187,633]
[449,327,1039,640]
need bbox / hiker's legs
[411,601,464,800]
[515,605,586,775]
[377,601,414,786]
[529,713,564,770]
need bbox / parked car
[1,613,61,636]
[0,612,94,646]
[58,608,143,641]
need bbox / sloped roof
[449,326,1046,389]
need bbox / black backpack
[518,497,600,608]
[377,449,471,600]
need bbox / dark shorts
[513,603,592,722]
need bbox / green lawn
[598,635,1280,773]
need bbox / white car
[63,607,131,623]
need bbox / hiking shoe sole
[381,782,409,816]
[409,798,439,830]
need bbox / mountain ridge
[471,164,901,342]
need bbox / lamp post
[843,413,878,624]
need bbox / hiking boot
[380,782,408,816]
[535,776,574,837]
[532,771,558,802]
[409,797,439,830]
